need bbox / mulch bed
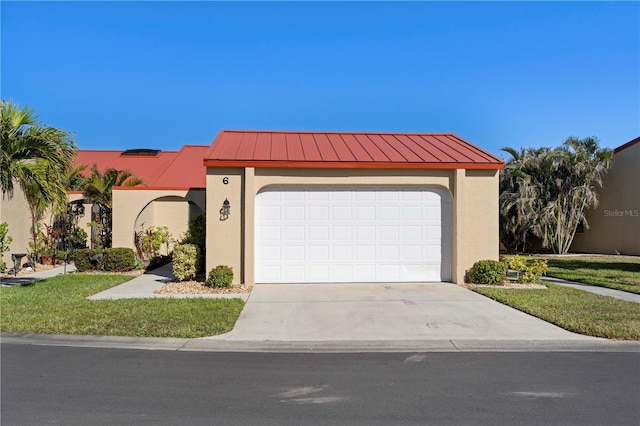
[155,280,253,295]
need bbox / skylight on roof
[121,149,161,156]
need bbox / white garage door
[255,187,451,283]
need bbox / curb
[2,333,639,353]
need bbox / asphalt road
[2,343,639,425]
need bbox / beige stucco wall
[0,186,34,268]
[112,189,205,251]
[206,168,245,283]
[205,166,500,285]
[134,196,204,253]
[570,142,640,255]
[457,169,500,281]
[0,189,91,268]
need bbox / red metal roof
[203,130,503,169]
[73,145,209,190]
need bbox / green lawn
[0,274,244,338]
[474,283,640,340]
[535,255,640,294]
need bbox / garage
[204,130,503,285]
[255,187,451,283]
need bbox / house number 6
[222,177,229,185]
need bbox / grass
[0,274,244,338]
[474,283,640,340]
[534,255,640,294]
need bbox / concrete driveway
[209,282,593,342]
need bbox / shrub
[206,265,233,288]
[71,249,104,272]
[181,213,206,253]
[507,255,548,283]
[102,248,136,272]
[519,259,548,283]
[71,227,88,249]
[469,260,507,284]
[508,255,527,272]
[173,243,200,281]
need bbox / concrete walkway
[87,263,249,301]
[541,276,640,303]
[0,263,77,286]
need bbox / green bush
[507,255,549,283]
[102,248,136,272]
[71,227,88,249]
[469,260,507,284]
[181,213,206,253]
[71,249,104,272]
[508,255,527,272]
[519,259,548,283]
[173,243,200,281]
[206,265,233,288]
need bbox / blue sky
[2,1,638,156]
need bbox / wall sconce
[220,198,230,221]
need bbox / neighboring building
[75,145,209,253]
[570,137,640,255]
[1,145,208,269]
[2,130,504,285]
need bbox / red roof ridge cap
[218,129,459,136]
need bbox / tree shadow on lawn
[545,259,640,274]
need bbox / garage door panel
[255,187,451,283]
[332,206,352,220]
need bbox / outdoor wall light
[220,198,230,221]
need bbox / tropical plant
[0,221,12,273]
[500,137,612,254]
[70,227,88,249]
[135,225,170,261]
[83,164,144,209]
[83,165,144,248]
[87,221,108,249]
[0,100,76,203]
[1,101,76,263]
[65,162,88,191]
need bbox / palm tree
[500,137,613,254]
[83,165,144,209]
[83,165,144,248]
[537,137,613,254]
[1,100,76,262]
[65,162,88,192]
[0,100,75,203]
